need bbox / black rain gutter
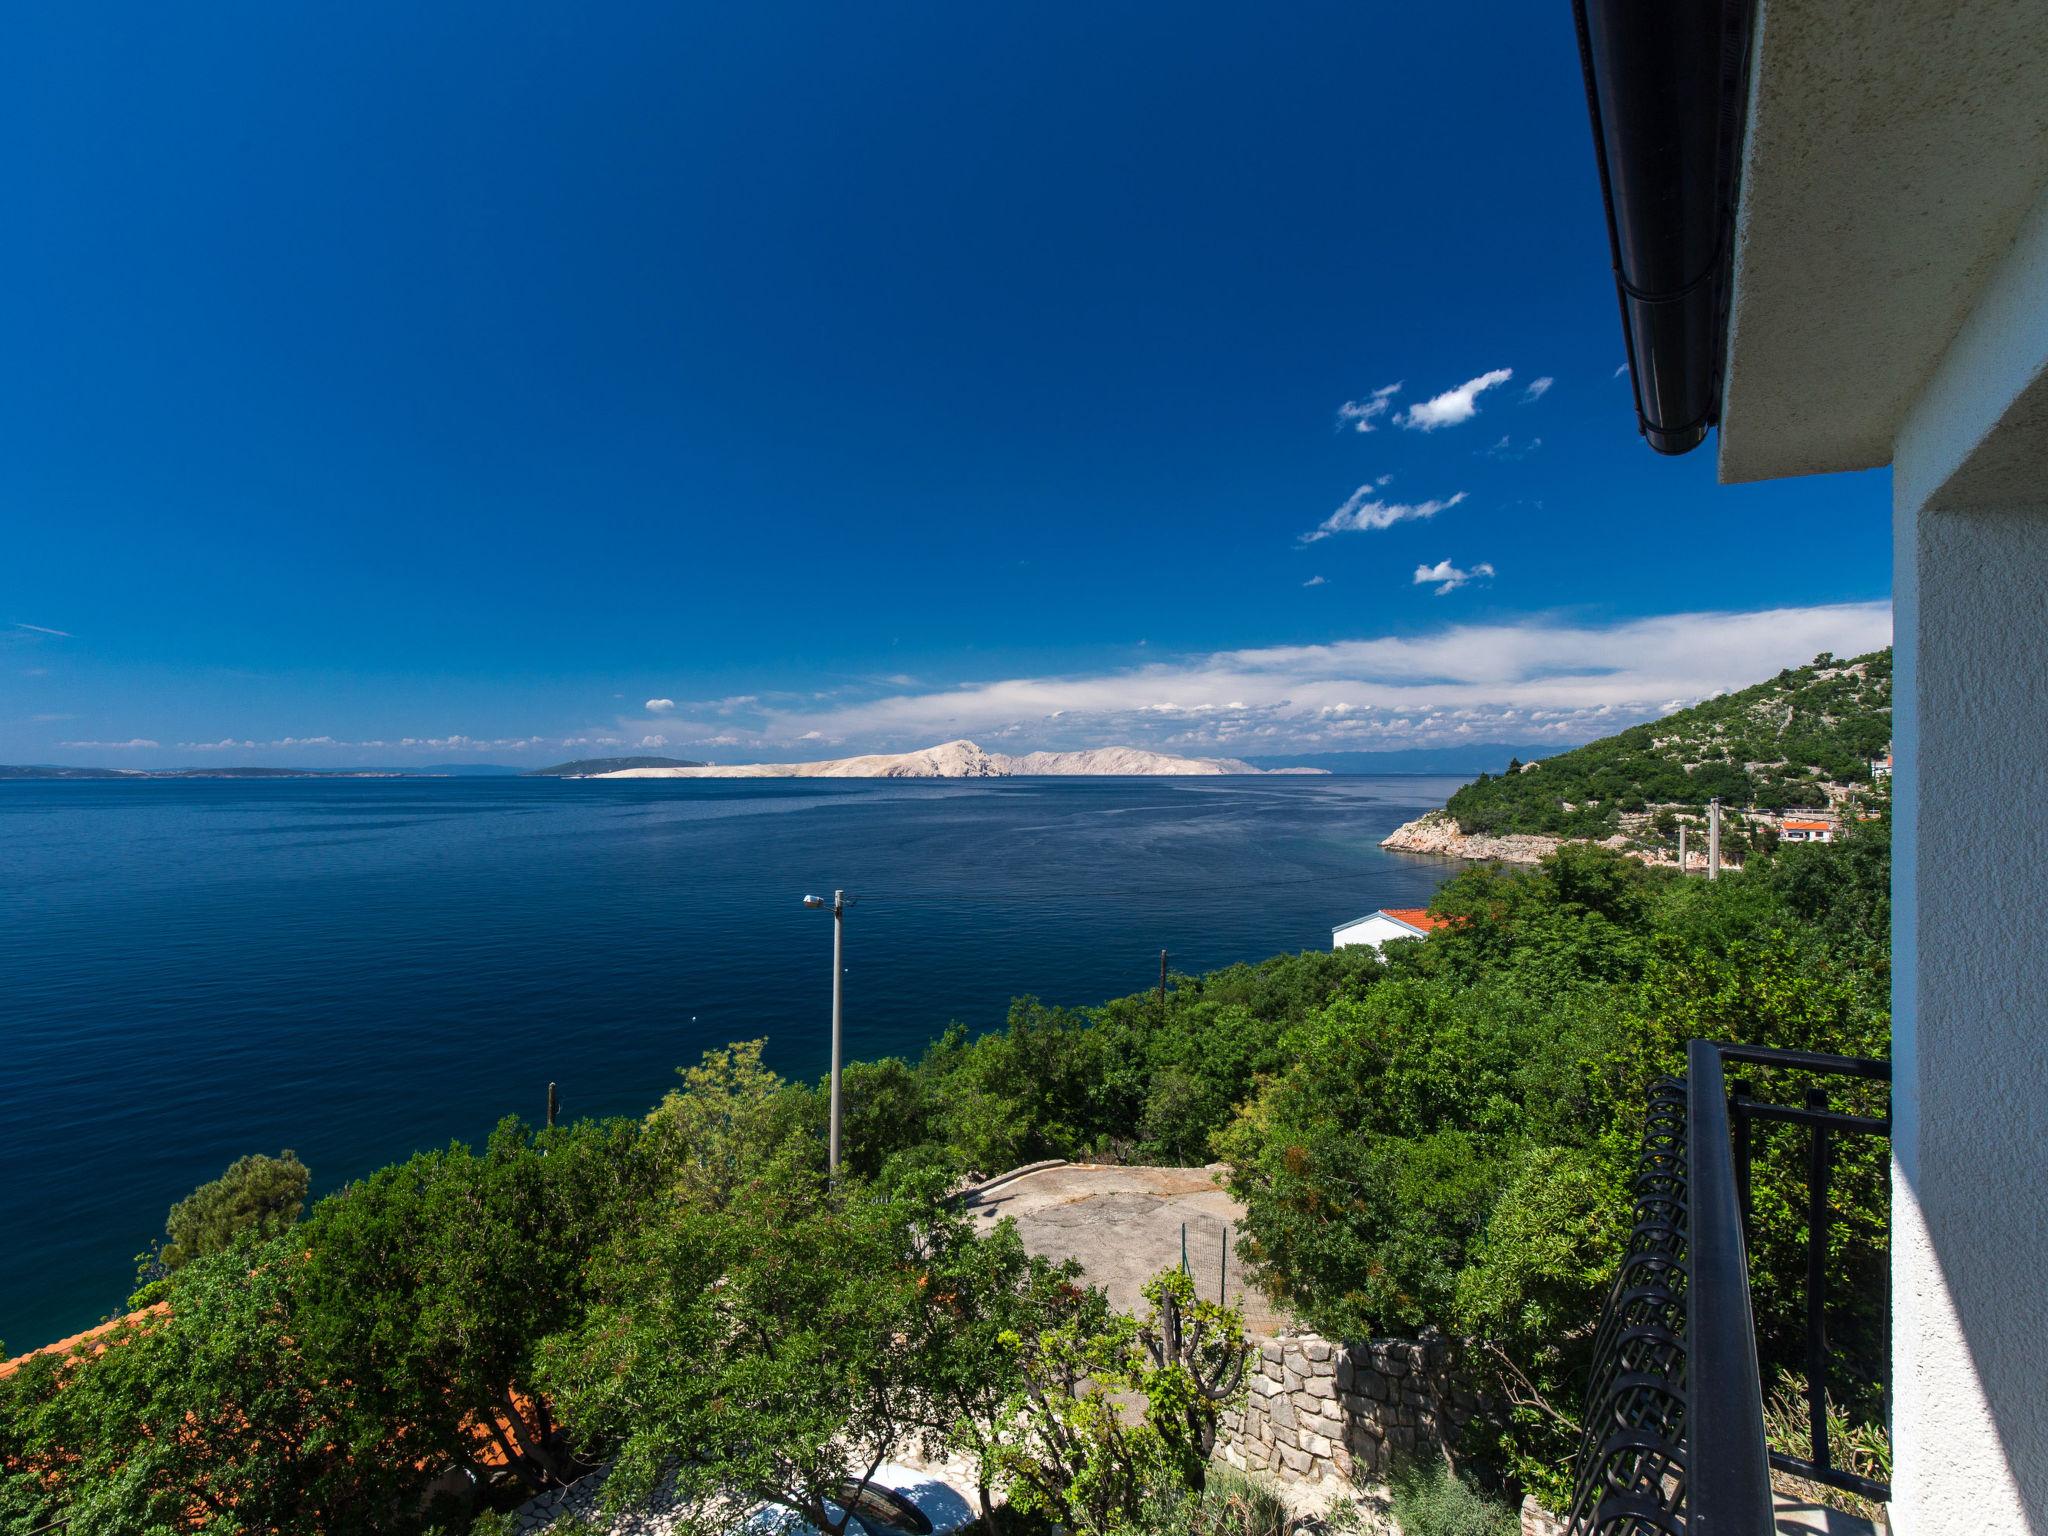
[1572,0,1759,455]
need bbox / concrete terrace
[959,1162,1288,1338]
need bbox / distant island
[0,764,422,781]
[525,755,706,777]
[1,744,1322,782]
[588,739,1326,779]
[1381,648,1892,865]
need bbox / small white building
[1779,818,1835,844]
[1332,906,1447,951]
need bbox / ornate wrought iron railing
[1564,1041,1890,1534]
[1723,1045,1892,1506]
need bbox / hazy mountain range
[590,739,1324,779]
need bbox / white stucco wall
[1331,915,1419,952]
[1887,182,2048,1536]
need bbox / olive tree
[988,1268,1251,1536]
[537,1161,1054,1533]
[293,1115,652,1493]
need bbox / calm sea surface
[0,774,1461,1349]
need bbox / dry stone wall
[1215,1329,1484,1486]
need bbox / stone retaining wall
[1215,1329,1484,1485]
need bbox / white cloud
[1397,368,1513,431]
[397,735,546,752]
[638,734,669,749]
[1336,382,1402,433]
[1303,575,1327,588]
[60,738,158,749]
[12,622,72,638]
[1412,559,1497,595]
[1522,376,1553,403]
[1303,488,1466,542]
[645,698,676,714]
[1613,362,1629,378]
[742,601,1891,754]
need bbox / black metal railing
[1564,1041,1891,1534]
[1722,1044,1891,1505]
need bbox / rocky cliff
[1380,810,1623,864]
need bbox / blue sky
[2,2,1891,767]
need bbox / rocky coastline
[1379,810,1617,865]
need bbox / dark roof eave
[1572,0,1758,456]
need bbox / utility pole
[1708,797,1723,880]
[830,889,844,1179]
[802,889,851,1180]
[1678,825,1689,874]
[1158,949,1169,1017]
[546,1081,558,1129]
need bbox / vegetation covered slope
[1444,648,1892,837]
[2,818,1890,1531]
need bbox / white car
[744,1463,980,1536]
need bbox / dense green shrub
[1180,1469,1293,1536]
[1,1243,442,1534]
[1387,1459,1519,1536]
[1216,825,1890,1506]
[135,1149,310,1290]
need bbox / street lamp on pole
[802,890,848,1179]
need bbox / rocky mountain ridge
[591,739,1322,779]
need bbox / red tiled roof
[1782,820,1833,832]
[1380,907,1449,932]
[0,1304,167,1380]
[2,1299,540,1476]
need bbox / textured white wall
[1888,182,2048,1536]
[1331,915,1416,952]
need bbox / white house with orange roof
[1331,906,1447,951]
[1779,817,1835,844]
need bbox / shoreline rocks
[1378,811,1575,865]
[1381,809,1748,870]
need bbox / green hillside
[1445,648,1892,839]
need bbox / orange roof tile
[0,1304,167,1380]
[1380,907,1449,932]
[3,1301,546,1479]
[1782,820,1833,832]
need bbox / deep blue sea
[0,774,1461,1350]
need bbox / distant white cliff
[589,739,1324,779]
